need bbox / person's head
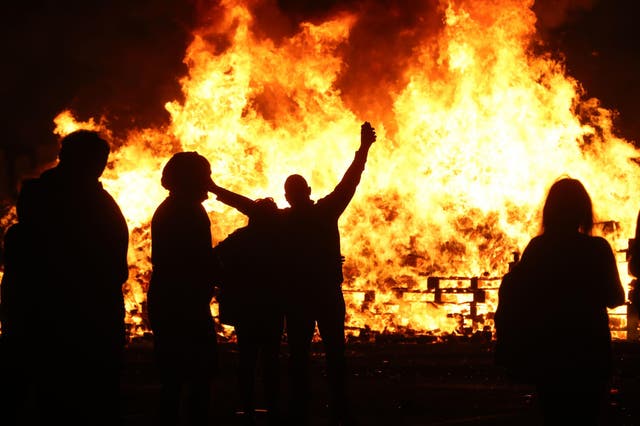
[57,130,110,180]
[249,197,278,227]
[255,197,277,215]
[542,177,593,235]
[161,152,213,201]
[284,174,311,208]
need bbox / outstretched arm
[322,121,377,216]
[209,182,257,217]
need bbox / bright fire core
[15,0,640,339]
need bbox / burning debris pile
[2,0,640,340]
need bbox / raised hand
[360,121,377,149]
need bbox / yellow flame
[40,0,640,338]
[53,109,109,137]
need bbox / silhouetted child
[147,152,219,426]
[495,177,625,425]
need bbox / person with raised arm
[210,122,376,426]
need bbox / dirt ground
[118,337,640,426]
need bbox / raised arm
[321,121,377,216]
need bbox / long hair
[542,177,594,235]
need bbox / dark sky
[0,0,639,199]
[534,0,640,145]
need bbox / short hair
[284,174,309,195]
[58,130,110,178]
[161,151,213,192]
[542,177,594,234]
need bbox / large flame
[15,0,639,339]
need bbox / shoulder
[18,177,46,200]
[584,235,615,255]
[151,198,173,223]
[588,234,612,247]
[520,235,544,256]
[99,186,123,208]
[153,198,208,225]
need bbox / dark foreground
[115,337,640,426]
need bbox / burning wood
[1,0,639,340]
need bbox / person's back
[214,217,284,324]
[214,198,285,425]
[147,151,218,426]
[149,196,216,330]
[23,167,128,348]
[208,122,377,425]
[282,123,376,307]
[495,177,624,425]
[0,223,33,342]
[10,130,129,426]
[282,199,344,301]
[517,231,621,379]
[280,122,376,426]
[0,222,37,425]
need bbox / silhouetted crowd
[0,124,375,426]
[0,124,633,426]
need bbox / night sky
[1,0,639,200]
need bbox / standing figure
[1,129,129,426]
[625,209,640,340]
[495,177,625,425]
[210,122,376,425]
[213,197,285,426]
[1,210,37,424]
[147,152,219,426]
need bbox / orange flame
[43,0,640,338]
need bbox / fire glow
[9,0,640,339]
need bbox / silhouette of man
[213,197,285,426]
[147,152,219,426]
[1,209,36,424]
[210,122,377,425]
[3,129,129,425]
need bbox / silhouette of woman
[496,177,625,425]
[147,152,219,426]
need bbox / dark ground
[117,337,640,426]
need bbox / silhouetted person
[210,122,377,426]
[627,209,640,311]
[0,129,129,425]
[0,211,36,424]
[629,210,640,278]
[495,177,625,425]
[147,152,219,426]
[213,197,285,426]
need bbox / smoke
[0,0,198,195]
[216,0,444,130]
[1,0,638,200]
[533,0,595,29]
[533,0,640,147]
